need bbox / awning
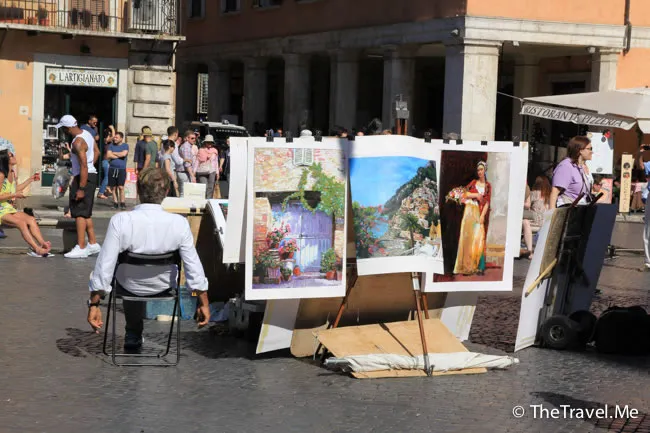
[520,87,650,133]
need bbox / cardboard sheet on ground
[317,319,486,378]
[222,137,248,263]
[245,137,348,300]
[423,141,529,292]
[349,135,443,276]
[256,299,301,354]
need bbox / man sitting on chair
[86,167,210,349]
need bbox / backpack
[593,306,650,355]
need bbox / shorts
[108,167,126,187]
[69,173,98,219]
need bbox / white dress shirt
[89,204,209,296]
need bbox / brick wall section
[254,198,272,256]
[254,148,346,192]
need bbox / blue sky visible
[350,156,432,207]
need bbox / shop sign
[45,67,118,88]
[521,102,635,130]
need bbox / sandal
[97,194,109,200]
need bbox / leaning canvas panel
[349,135,444,276]
[245,137,348,301]
[423,141,529,292]
[222,137,248,263]
[514,210,554,351]
[256,299,301,354]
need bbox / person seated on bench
[86,167,210,349]
[0,149,52,257]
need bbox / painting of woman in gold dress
[453,161,491,276]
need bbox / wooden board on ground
[317,319,487,378]
[290,272,447,357]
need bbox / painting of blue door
[272,201,333,272]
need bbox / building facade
[176,0,650,178]
[0,0,181,192]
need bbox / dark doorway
[44,84,117,182]
[357,58,383,130]
[267,58,284,131]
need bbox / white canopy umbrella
[520,87,650,132]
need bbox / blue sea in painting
[349,156,432,207]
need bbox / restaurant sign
[521,102,635,130]
[45,67,118,88]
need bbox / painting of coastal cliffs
[349,136,444,276]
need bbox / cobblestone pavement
[0,220,649,433]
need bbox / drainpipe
[624,0,632,55]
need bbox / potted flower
[253,257,265,284]
[37,7,48,25]
[293,265,301,277]
[280,267,292,282]
[280,238,299,259]
[258,250,280,283]
[320,248,337,280]
[266,222,290,249]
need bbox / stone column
[243,57,268,132]
[591,48,619,92]
[329,49,359,133]
[443,40,501,141]
[511,55,539,140]
[283,53,310,135]
[174,62,198,128]
[208,59,230,123]
[382,46,416,132]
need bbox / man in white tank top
[55,115,102,258]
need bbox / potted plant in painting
[293,265,301,277]
[37,7,48,25]
[320,248,337,280]
[259,250,281,283]
[280,239,299,260]
[280,267,292,282]
[253,256,264,284]
[266,223,290,249]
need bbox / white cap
[300,129,313,137]
[161,135,169,141]
[55,114,77,129]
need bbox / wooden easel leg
[419,274,430,319]
[411,272,432,376]
[317,264,358,362]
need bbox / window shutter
[197,73,209,115]
[293,148,304,166]
[303,148,313,165]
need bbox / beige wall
[0,31,127,180]
[183,0,465,46]
[467,0,650,26]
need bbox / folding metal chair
[102,250,182,366]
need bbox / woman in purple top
[550,136,594,209]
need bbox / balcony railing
[0,0,179,36]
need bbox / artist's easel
[315,129,434,376]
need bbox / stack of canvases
[221,134,529,366]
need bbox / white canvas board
[440,292,479,341]
[586,132,614,175]
[206,199,228,249]
[256,299,300,354]
[161,197,207,211]
[245,137,348,301]
[514,210,554,352]
[183,182,206,200]
[423,141,529,292]
[349,135,443,276]
[222,137,248,263]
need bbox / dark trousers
[123,300,145,336]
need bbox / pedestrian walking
[98,124,114,200]
[107,131,129,210]
[55,115,101,259]
[195,134,219,199]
